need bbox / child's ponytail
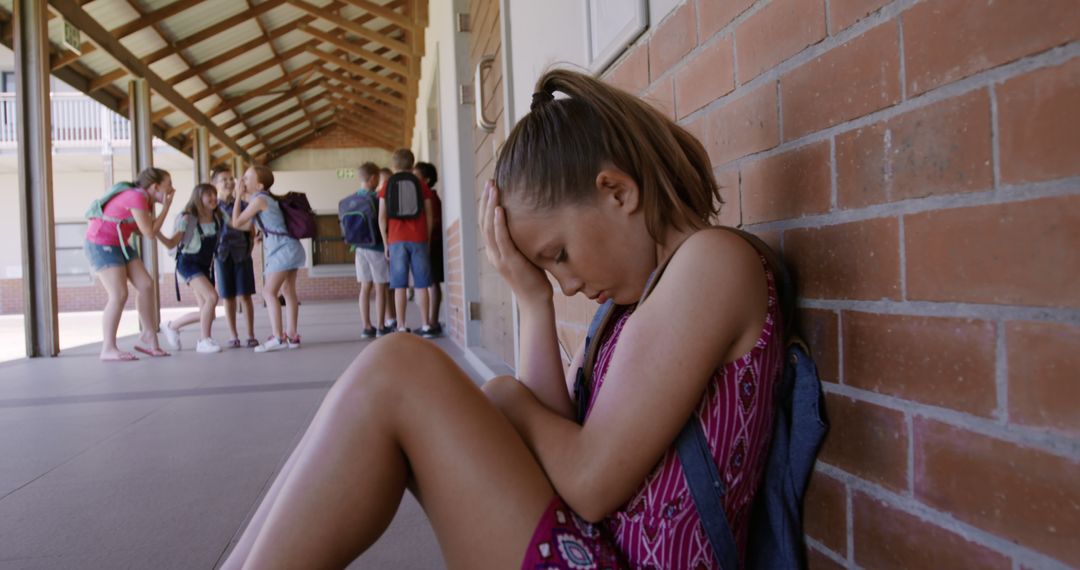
[496,68,721,243]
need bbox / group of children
[84,163,307,360]
[339,148,444,339]
[84,150,446,361]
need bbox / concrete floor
[0,301,458,569]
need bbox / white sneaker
[196,338,222,354]
[286,335,301,350]
[162,322,181,350]
[254,336,287,353]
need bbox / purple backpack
[258,191,316,240]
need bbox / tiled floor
[0,301,459,569]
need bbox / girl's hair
[251,165,275,193]
[494,69,720,243]
[181,183,219,219]
[414,161,438,188]
[136,167,170,190]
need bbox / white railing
[0,93,166,150]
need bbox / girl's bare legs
[240,295,255,339]
[261,271,287,339]
[97,265,131,360]
[282,270,299,338]
[188,276,219,339]
[224,297,239,340]
[384,284,397,325]
[226,334,555,569]
[375,283,387,328]
[429,283,442,327]
[127,260,163,351]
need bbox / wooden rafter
[333,114,399,149]
[141,0,289,66]
[297,23,409,76]
[286,0,417,57]
[318,66,405,110]
[322,83,403,125]
[50,0,250,159]
[110,0,197,39]
[186,39,319,104]
[306,46,406,94]
[338,0,417,31]
[248,0,318,130]
[329,101,403,140]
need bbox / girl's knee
[109,288,129,305]
[342,334,442,395]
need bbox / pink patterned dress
[586,262,783,569]
[522,261,783,570]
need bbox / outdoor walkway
[0,301,460,569]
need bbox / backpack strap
[253,192,290,237]
[676,419,741,570]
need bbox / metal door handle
[474,55,496,132]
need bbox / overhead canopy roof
[0,0,426,162]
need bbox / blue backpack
[339,190,380,248]
[574,228,828,570]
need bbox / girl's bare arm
[487,230,768,522]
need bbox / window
[55,221,91,278]
[1,72,14,93]
[311,214,350,267]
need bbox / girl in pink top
[222,69,783,569]
[83,167,175,362]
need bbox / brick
[682,113,708,155]
[903,0,1080,95]
[713,167,741,227]
[915,418,1080,566]
[705,81,779,165]
[998,58,1080,184]
[649,1,696,80]
[843,312,997,416]
[697,0,755,40]
[735,0,826,82]
[784,217,901,301]
[852,491,1011,570]
[829,0,890,32]
[807,547,847,570]
[905,196,1080,307]
[819,393,909,492]
[805,471,847,553]
[836,89,993,209]
[799,308,839,383]
[675,35,734,118]
[604,41,650,95]
[781,22,901,140]
[643,75,676,121]
[741,140,831,224]
[1007,321,1080,433]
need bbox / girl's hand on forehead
[479,180,553,303]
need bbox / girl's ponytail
[497,68,721,243]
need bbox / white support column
[14,0,60,357]
[128,78,160,325]
[100,104,114,190]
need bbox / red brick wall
[552,1,1080,568]
[445,220,466,345]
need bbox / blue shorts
[176,255,213,284]
[84,241,136,272]
[216,256,257,298]
[389,241,431,289]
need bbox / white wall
[506,0,589,124]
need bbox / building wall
[553,1,1077,568]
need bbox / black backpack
[385,172,423,220]
[574,228,828,570]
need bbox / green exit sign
[62,20,81,55]
[336,168,356,179]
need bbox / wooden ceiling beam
[248,0,319,131]
[306,46,406,94]
[297,23,409,76]
[49,0,250,159]
[111,0,197,39]
[318,66,405,110]
[333,112,399,149]
[339,0,416,31]
[287,0,416,57]
[322,83,403,125]
[187,39,318,104]
[142,0,289,66]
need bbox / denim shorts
[84,241,135,272]
[216,256,257,298]
[389,241,431,289]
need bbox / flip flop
[101,352,138,362]
[134,346,171,357]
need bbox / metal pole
[100,104,114,190]
[232,155,244,179]
[128,78,160,326]
[14,0,60,357]
[192,126,209,184]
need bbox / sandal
[227,338,242,349]
[134,346,171,357]
[101,352,138,362]
[246,338,260,348]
